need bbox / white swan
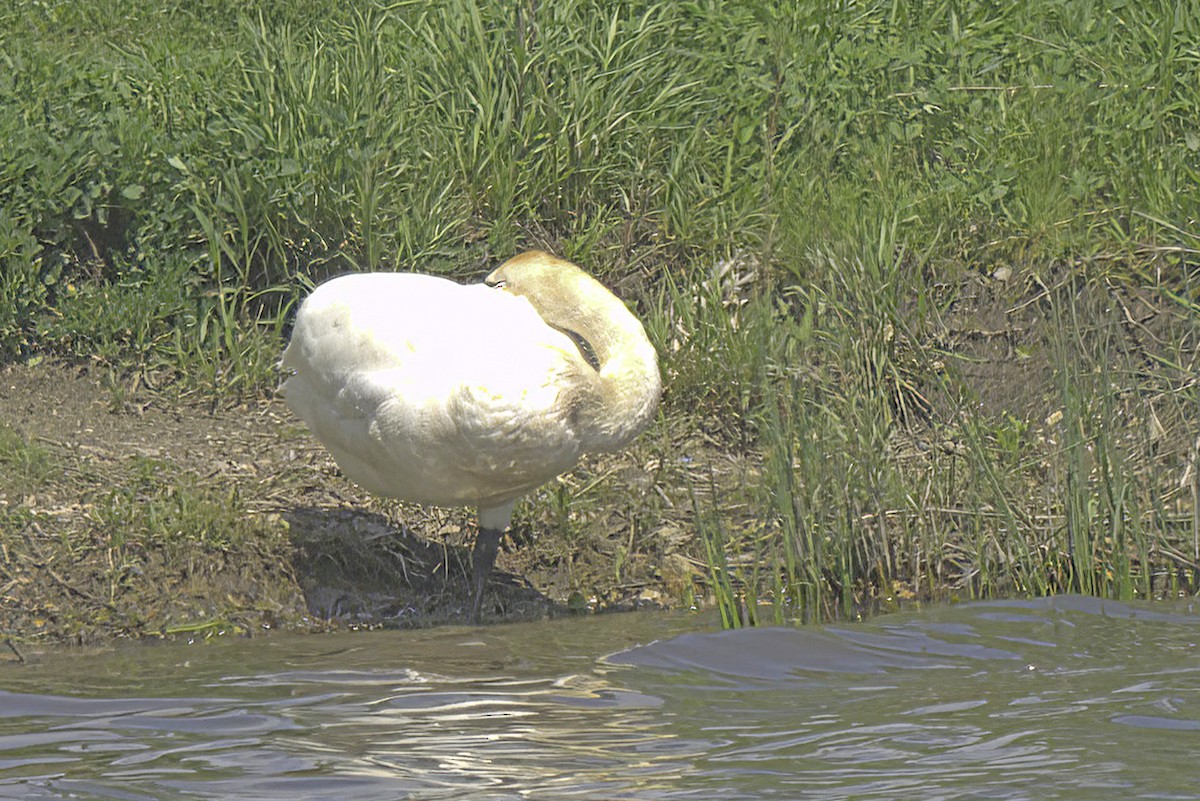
[281,251,661,622]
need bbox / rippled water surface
[2,596,1198,800]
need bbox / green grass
[0,447,297,642]
[0,423,56,495]
[1,0,1197,628]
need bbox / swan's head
[485,251,596,312]
[486,252,614,369]
[484,250,652,349]
[486,251,625,360]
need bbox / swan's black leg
[470,527,502,624]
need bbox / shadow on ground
[286,506,558,627]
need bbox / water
[2,596,1198,800]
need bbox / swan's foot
[469,527,503,624]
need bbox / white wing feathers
[282,273,587,509]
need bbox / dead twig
[4,638,25,664]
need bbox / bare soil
[0,360,700,648]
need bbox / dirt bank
[2,266,1196,650]
[1,360,698,648]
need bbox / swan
[281,251,661,622]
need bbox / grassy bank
[1,0,1198,638]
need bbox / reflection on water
[2,596,1198,800]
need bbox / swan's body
[281,251,660,621]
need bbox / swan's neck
[577,308,660,451]
[488,252,661,452]
[539,275,660,452]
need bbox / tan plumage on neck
[485,251,661,452]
